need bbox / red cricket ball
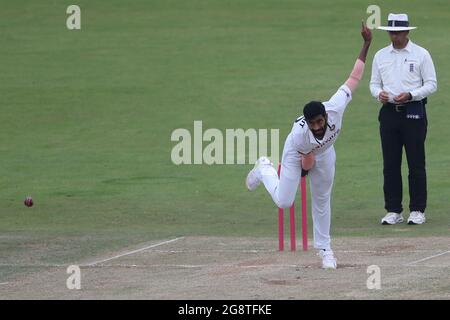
[24,196,33,207]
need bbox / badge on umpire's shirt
[410,63,414,72]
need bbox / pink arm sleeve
[344,58,365,92]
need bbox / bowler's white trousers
[261,136,336,250]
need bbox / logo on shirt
[409,63,414,72]
[313,128,340,151]
[328,123,336,131]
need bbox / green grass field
[1,0,449,282]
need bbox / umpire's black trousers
[378,103,427,213]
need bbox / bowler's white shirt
[370,40,437,102]
[287,84,352,157]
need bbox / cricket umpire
[370,13,437,225]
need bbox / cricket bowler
[246,22,372,269]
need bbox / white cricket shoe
[245,156,273,191]
[407,211,426,225]
[318,249,337,269]
[381,212,404,225]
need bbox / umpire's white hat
[377,13,417,31]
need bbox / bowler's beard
[312,122,327,140]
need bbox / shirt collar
[389,39,413,53]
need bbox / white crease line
[0,282,10,285]
[0,263,447,269]
[151,249,276,253]
[405,250,450,266]
[64,264,450,269]
[82,237,184,267]
[151,249,439,254]
[87,264,300,269]
[0,264,297,269]
[337,250,433,253]
[0,264,65,268]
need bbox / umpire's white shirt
[370,40,437,102]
